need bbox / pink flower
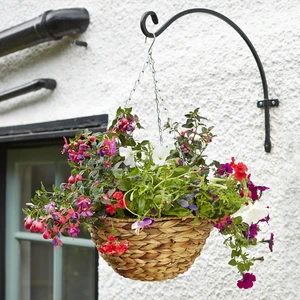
[24,217,33,229]
[237,273,256,289]
[68,225,80,237]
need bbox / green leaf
[138,198,145,215]
[228,259,237,266]
[118,180,131,191]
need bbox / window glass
[8,147,97,300]
[19,164,56,231]
[19,241,53,300]
[62,246,96,299]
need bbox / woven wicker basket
[88,216,213,281]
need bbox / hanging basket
[88,216,213,281]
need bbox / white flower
[232,201,269,224]
[152,145,170,166]
[119,147,135,167]
[131,221,142,235]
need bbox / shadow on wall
[0,89,55,116]
[0,36,81,81]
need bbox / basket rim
[90,215,211,225]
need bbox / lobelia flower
[152,145,170,166]
[232,201,269,224]
[131,217,154,234]
[119,147,135,167]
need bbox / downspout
[0,8,89,57]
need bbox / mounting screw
[257,99,279,108]
[71,40,88,48]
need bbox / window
[0,114,108,300]
[6,146,97,300]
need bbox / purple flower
[98,149,107,156]
[110,137,117,156]
[79,144,89,151]
[180,192,198,211]
[249,223,259,240]
[81,210,94,217]
[150,208,158,215]
[131,217,154,234]
[68,227,80,237]
[248,182,269,201]
[186,193,195,201]
[216,163,233,176]
[176,158,184,167]
[126,125,133,131]
[71,213,79,220]
[44,201,56,214]
[138,217,154,227]
[77,153,84,161]
[77,198,91,211]
[188,203,198,211]
[237,273,256,289]
[260,214,270,224]
[263,233,274,252]
[180,199,189,208]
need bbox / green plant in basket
[23,106,273,289]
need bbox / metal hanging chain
[147,34,165,145]
[124,60,149,109]
[147,36,186,162]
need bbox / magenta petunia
[237,273,256,289]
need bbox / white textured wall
[1,0,299,299]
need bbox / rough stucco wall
[1,0,299,299]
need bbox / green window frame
[6,146,97,300]
[0,114,108,300]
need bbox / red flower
[107,235,116,243]
[98,238,129,255]
[234,162,248,181]
[116,198,129,209]
[237,273,256,289]
[105,204,116,215]
[112,191,124,200]
[214,215,233,231]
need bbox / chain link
[124,36,172,146]
[148,49,164,145]
[124,61,149,109]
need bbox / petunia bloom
[247,181,269,201]
[232,201,269,224]
[119,147,135,167]
[216,163,233,176]
[262,233,274,252]
[237,273,256,289]
[152,145,170,166]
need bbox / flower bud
[89,135,96,142]
[75,174,83,181]
[24,217,33,229]
[68,175,75,184]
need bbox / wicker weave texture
[89,217,213,281]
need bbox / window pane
[19,164,56,231]
[62,246,96,299]
[19,240,53,300]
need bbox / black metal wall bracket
[0,78,56,102]
[140,8,277,153]
[257,99,279,108]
